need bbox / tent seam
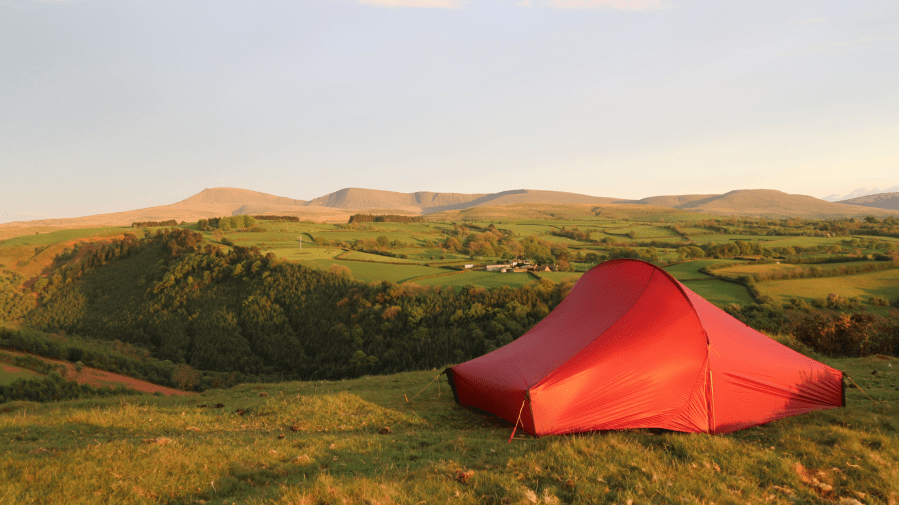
[529,264,659,394]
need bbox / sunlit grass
[2,356,895,504]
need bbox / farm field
[0,363,43,385]
[715,260,883,278]
[0,350,191,396]
[680,279,755,306]
[533,271,583,284]
[266,245,340,262]
[662,259,742,281]
[337,250,420,263]
[2,213,899,298]
[2,355,895,505]
[301,259,449,283]
[761,236,856,248]
[0,227,126,248]
[623,225,683,238]
[754,268,899,305]
[410,271,537,289]
[685,234,778,244]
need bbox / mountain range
[2,187,897,238]
[838,192,899,210]
[823,186,899,202]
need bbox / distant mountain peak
[822,185,899,202]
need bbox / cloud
[549,0,668,10]
[357,0,464,8]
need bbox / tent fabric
[446,259,843,436]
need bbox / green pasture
[662,259,741,281]
[754,268,899,305]
[678,227,711,235]
[268,245,340,262]
[632,236,689,245]
[532,271,584,284]
[715,260,882,278]
[0,364,44,385]
[307,231,435,246]
[338,250,423,264]
[301,259,448,284]
[624,225,682,238]
[409,271,537,289]
[680,279,755,306]
[687,234,779,245]
[502,223,557,237]
[760,236,846,248]
[0,227,127,248]
[537,234,589,246]
[657,250,681,263]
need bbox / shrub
[792,312,891,357]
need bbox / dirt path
[0,349,194,396]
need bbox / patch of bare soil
[1,350,194,396]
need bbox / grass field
[2,355,895,504]
[338,250,424,264]
[625,225,683,238]
[267,245,340,262]
[0,364,43,385]
[410,271,537,289]
[301,259,449,284]
[0,227,127,248]
[686,234,779,244]
[533,271,584,284]
[760,236,852,248]
[715,260,882,278]
[662,259,742,281]
[680,279,755,305]
[755,268,899,305]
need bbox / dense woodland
[10,229,570,386]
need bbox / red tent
[446,259,843,435]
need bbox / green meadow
[2,354,896,504]
[0,364,43,385]
[755,268,899,306]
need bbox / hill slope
[619,189,898,218]
[5,186,898,240]
[839,192,899,210]
[1,356,896,504]
[0,188,618,236]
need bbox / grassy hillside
[1,353,896,504]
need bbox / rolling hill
[620,189,897,219]
[838,192,899,211]
[3,187,898,240]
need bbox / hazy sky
[2,0,898,222]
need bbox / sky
[2,0,898,222]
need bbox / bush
[792,312,892,357]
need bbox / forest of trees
[252,215,301,222]
[16,229,573,382]
[198,216,258,231]
[131,220,178,228]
